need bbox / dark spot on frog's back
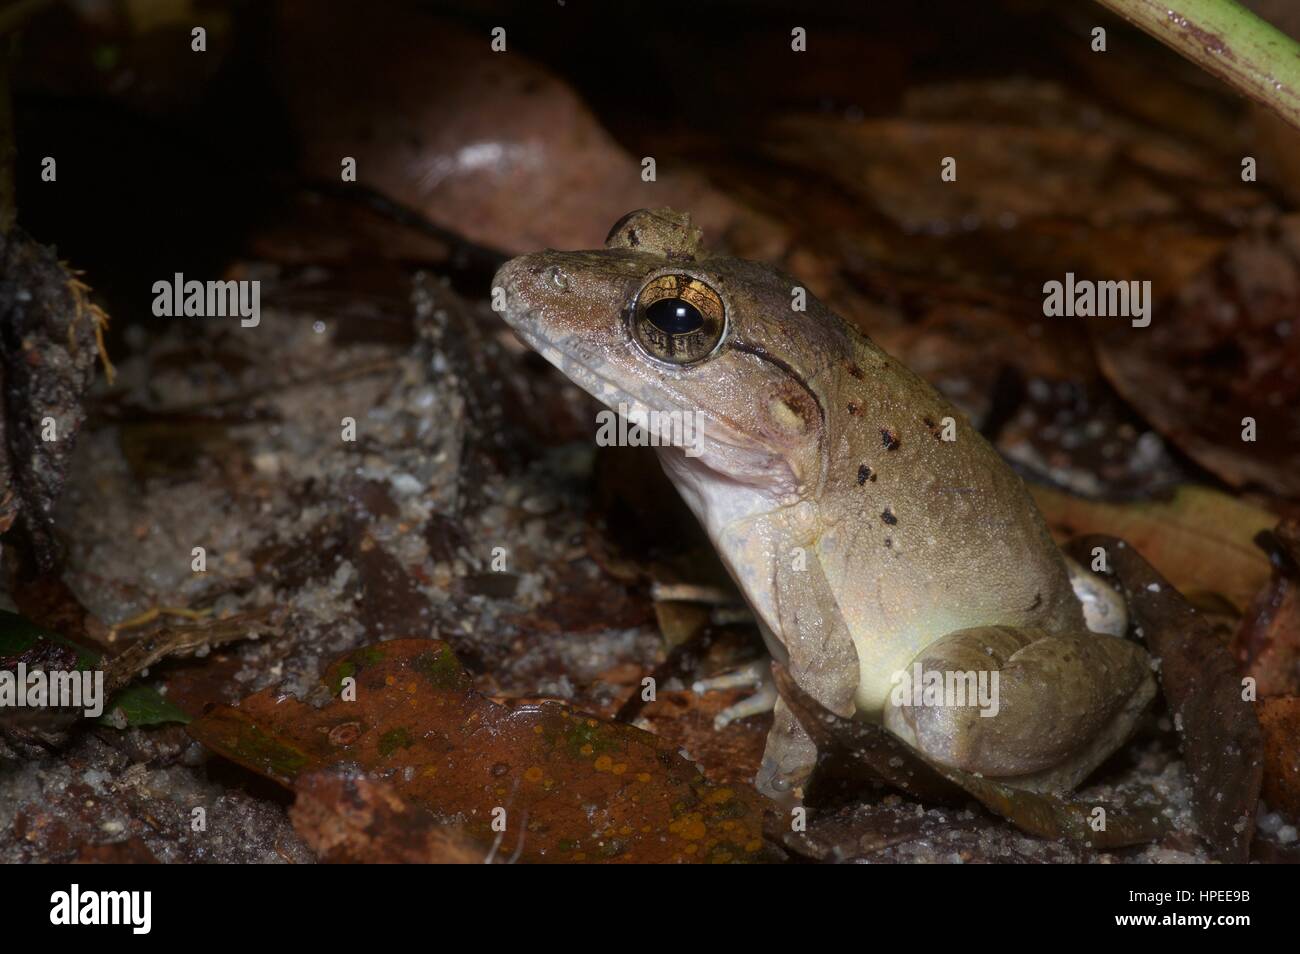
[881,508,897,525]
[846,362,865,380]
[856,464,875,485]
[881,427,901,450]
[847,402,861,416]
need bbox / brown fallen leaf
[1090,217,1300,499]
[779,798,1089,864]
[1066,535,1264,862]
[274,1,785,261]
[632,688,769,786]
[1033,483,1274,614]
[189,639,774,863]
[1257,697,1300,819]
[291,769,493,864]
[75,838,160,865]
[1233,518,1300,697]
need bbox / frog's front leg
[754,548,861,800]
[882,625,1155,792]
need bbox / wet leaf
[0,609,99,670]
[780,798,1089,863]
[274,1,785,260]
[1032,483,1274,614]
[1257,696,1300,819]
[631,688,769,786]
[290,769,494,863]
[189,638,774,863]
[98,684,191,728]
[1066,535,1263,861]
[1089,217,1300,498]
[1233,518,1300,697]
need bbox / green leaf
[0,609,190,727]
[0,609,99,668]
[98,684,191,728]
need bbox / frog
[492,208,1155,803]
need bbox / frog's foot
[882,625,1155,793]
[691,659,777,729]
[755,696,817,807]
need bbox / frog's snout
[491,254,542,335]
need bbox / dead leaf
[1257,696,1300,819]
[1066,535,1263,861]
[1090,217,1300,498]
[1033,483,1274,613]
[1233,518,1300,697]
[274,1,785,260]
[780,798,1088,863]
[291,769,493,863]
[189,638,774,863]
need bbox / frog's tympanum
[493,208,1155,802]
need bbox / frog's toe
[691,658,768,695]
[710,678,778,729]
[691,659,777,728]
[755,697,817,805]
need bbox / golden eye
[630,274,725,365]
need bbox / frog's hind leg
[882,625,1155,793]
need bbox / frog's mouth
[504,307,798,499]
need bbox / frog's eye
[630,274,726,365]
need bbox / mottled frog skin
[493,209,1154,801]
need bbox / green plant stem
[1095,0,1300,130]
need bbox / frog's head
[493,209,842,502]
